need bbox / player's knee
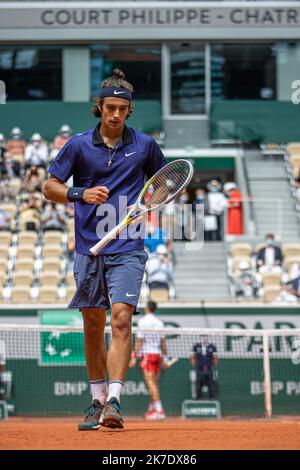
[83,314,103,336]
[110,310,131,338]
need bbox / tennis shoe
[100,397,124,429]
[78,399,104,431]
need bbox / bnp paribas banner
[3,308,300,417]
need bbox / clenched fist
[83,186,109,205]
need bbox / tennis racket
[90,159,194,255]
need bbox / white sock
[107,380,124,402]
[90,378,107,405]
[148,402,154,411]
[153,400,163,412]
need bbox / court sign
[182,400,221,419]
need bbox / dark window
[170,44,206,114]
[90,45,161,100]
[211,44,276,100]
[0,47,62,100]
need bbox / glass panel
[170,44,206,114]
[90,45,161,100]
[211,43,276,100]
[0,47,62,100]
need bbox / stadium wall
[211,100,300,144]
[0,100,162,140]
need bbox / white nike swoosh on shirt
[125,152,136,157]
[114,90,126,95]
[126,293,136,297]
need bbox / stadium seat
[39,270,60,287]
[0,271,5,287]
[0,204,16,219]
[38,286,59,303]
[149,288,169,303]
[0,258,8,273]
[16,245,35,259]
[18,231,38,246]
[66,271,75,286]
[19,217,40,232]
[0,231,12,246]
[14,257,35,273]
[10,287,31,303]
[12,270,33,287]
[261,272,281,287]
[43,231,63,245]
[66,285,76,302]
[9,178,22,198]
[42,257,61,273]
[0,245,9,260]
[290,154,300,165]
[263,285,281,303]
[285,255,300,276]
[287,142,300,154]
[282,243,300,258]
[42,244,62,258]
[67,219,75,233]
[231,243,252,258]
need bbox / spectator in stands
[24,133,49,170]
[191,335,218,400]
[146,244,173,292]
[224,182,243,236]
[41,202,67,232]
[144,221,170,254]
[0,133,7,177]
[22,165,44,193]
[66,202,75,219]
[66,238,75,273]
[50,124,72,161]
[234,260,258,299]
[207,179,227,241]
[272,285,298,305]
[0,179,16,203]
[286,277,300,299]
[176,188,191,241]
[6,127,26,176]
[293,177,300,202]
[0,208,10,231]
[257,234,283,274]
[19,195,41,231]
[192,187,215,241]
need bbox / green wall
[0,100,162,141]
[211,101,300,144]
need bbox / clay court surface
[0,418,300,450]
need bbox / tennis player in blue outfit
[43,69,166,430]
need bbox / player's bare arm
[43,175,109,205]
[129,338,143,368]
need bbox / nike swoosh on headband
[114,90,126,95]
[126,293,136,297]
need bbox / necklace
[107,139,120,167]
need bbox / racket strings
[145,161,191,208]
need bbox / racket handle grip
[89,223,124,256]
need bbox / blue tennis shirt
[48,124,166,255]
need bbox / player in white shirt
[129,301,168,420]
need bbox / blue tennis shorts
[68,250,148,310]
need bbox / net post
[263,331,272,418]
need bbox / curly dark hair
[91,68,134,119]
